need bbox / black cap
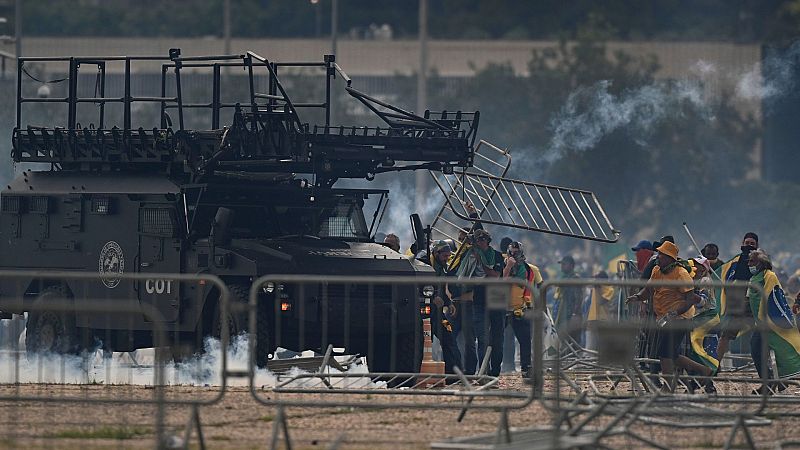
[559,255,575,264]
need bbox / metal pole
[14,0,21,59]
[331,0,338,56]
[314,1,321,37]
[416,0,427,115]
[223,0,231,55]
[414,0,429,219]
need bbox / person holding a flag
[746,249,800,391]
[686,256,721,386]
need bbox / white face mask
[749,266,759,275]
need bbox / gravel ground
[0,372,796,449]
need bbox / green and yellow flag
[716,255,741,317]
[688,308,720,373]
[748,270,800,378]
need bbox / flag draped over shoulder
[716,255,740,317]
[749,270,800,378]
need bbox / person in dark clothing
[448,202,482,375]
[499,237,513,255]
[701,243,724,271]
[554,255,583,343]
[429,240,463,374]
[632,240,654,273]
[716,232,760,367]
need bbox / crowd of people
[627,233,800,392]
[383,219,800,393]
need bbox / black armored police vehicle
[0,50,480,371]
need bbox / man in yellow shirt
[628,241,715,392]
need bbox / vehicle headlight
[422,285,435,298]
[262,282,275,294]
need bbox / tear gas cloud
[0,333,375,388]
[544,40,800,164]
[545,78,709,162]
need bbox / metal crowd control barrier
[429,139,511,242]
[530,277,800,450]
[0,270,230,449]
[247,275,539,447]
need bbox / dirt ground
[0,373,797,449]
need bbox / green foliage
[0,0,798,43]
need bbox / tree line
[3,0,800,44]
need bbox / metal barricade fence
[0,270,231,449]
[529,277,800,450]
[247,275,542,447]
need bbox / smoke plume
[0,333,374,388]
[545,79,709,162]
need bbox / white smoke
[690,59,718,78]
[0,334,375,388]
[545,78,709,161]
[540,40,800,163]
[374,176,443,251]
[736,42,800,102]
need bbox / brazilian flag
[447,241,471,273]
[748,270,800,378]
[688,306,720,374]
[716,255,741,318]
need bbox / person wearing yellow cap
[628,241,716,392]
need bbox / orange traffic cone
[418,315,445,388]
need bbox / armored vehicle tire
[211,283,272,368]
[26,286,80,357]
[367,331,422,386]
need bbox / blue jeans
[473,286,506,377]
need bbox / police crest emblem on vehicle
[99,241,125,288]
